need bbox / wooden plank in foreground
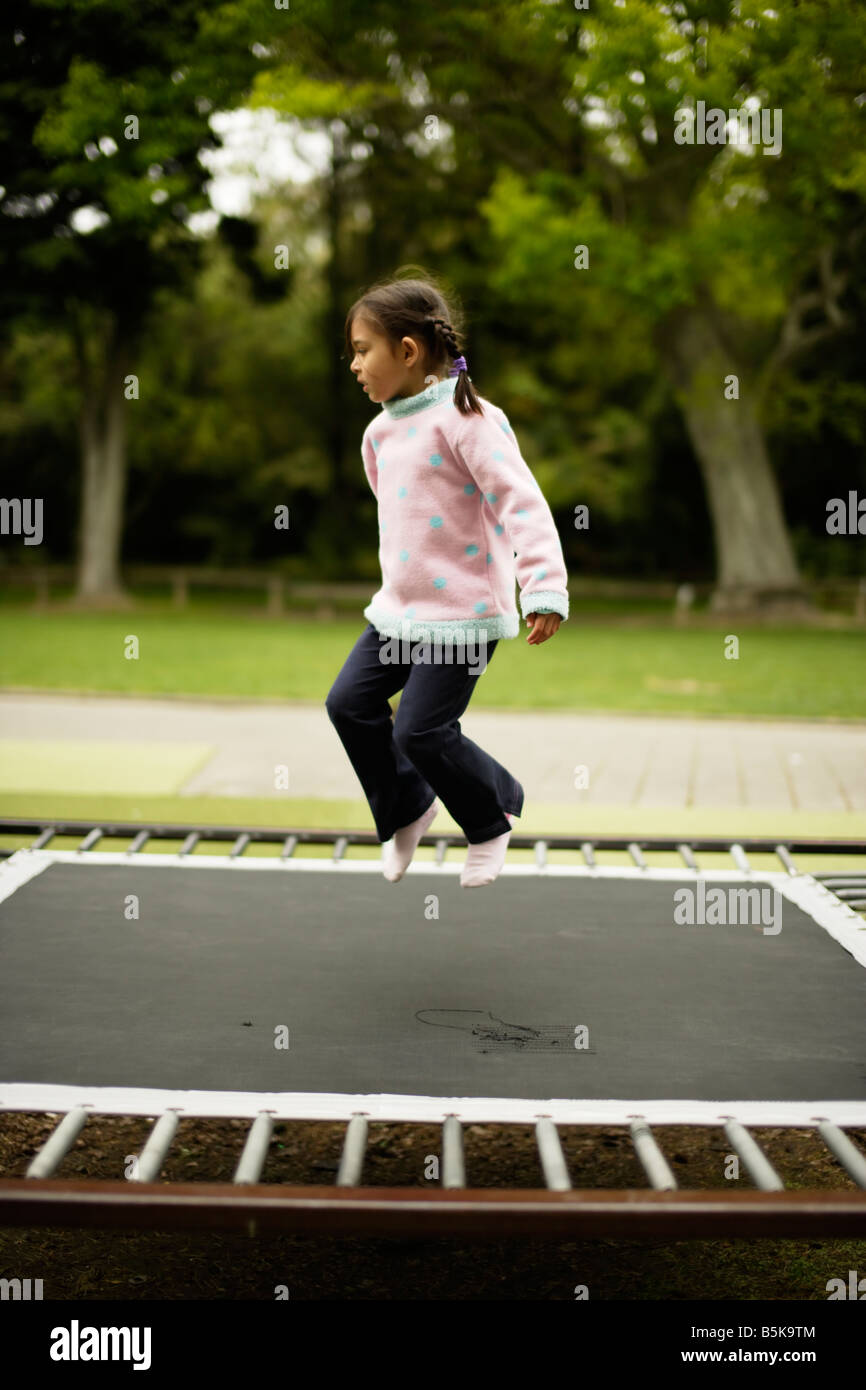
[1,1180,866,1238]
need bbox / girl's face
[349,315,432,403]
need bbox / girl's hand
[525,612,562,645]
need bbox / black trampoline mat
[1,861,865,1102]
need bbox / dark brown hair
[344,266,484,416]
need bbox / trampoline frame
[1,816,865,1239]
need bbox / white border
[0,849,56,905]
[1,849,865,1126]
[1,1084,865,1127]
[776,873,866,969]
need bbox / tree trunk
[74,312,134,606]
[310,120,357,576]
[325,121,347,494]
[660,302,808,614]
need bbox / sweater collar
[381,374,457,419]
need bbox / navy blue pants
[325,622,524,844]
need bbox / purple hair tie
[448,355,467,376]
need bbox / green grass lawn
[1,605,865,718]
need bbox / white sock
[382,800,439,882]
[460,814,514,889]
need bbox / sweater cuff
[519,589,569,620]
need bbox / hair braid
[427,315,462,362]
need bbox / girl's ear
[400,334,424,366]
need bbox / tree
[0,0,266,601]
[265,0,865,610]
[473,0,865,610]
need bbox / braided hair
[426,314,461,361]
[344,268,484,416]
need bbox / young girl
[326,273,569,888]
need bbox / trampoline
[1,819,866,1237]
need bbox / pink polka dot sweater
[361,375,570,644]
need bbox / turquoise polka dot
[430,516,443,528]
[399,549,409,562]
[464,484,476,495]
[516,507,529,516]
[429,453,443,466]
[408,426,418,437]
[535,568,547,580]
[486,492,498,504]
[373,438,381,452]
[486,553,493,564]
[397,486,408,498]
[433,577,447,589]
[473,601,487,613]
[499,420,512,435]
[465,544,479,556]
[494,524,504,535]
[492,449,506,462]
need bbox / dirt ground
[1,1111,865,1300]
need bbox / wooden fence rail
[1,564,865,620]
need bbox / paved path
[1,693,865,813]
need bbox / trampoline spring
[434,837,449,865]
[230,834,251,860]
[816,1123,866,1189]
[126,830,149,855]
[233,1112,274,1185]
[178,833,200,858]
[32,827,56,850]
[333,836,349,862]
[677,843,699,872]
[78,828,103,853]
[581,842,596,868]
[26,1106,91,1180]
[729,843,752,873]
[627,842,648,870]
[774,844,798,876]
[535,1118,571,1191]
[722,1120,785,1191]
[441,1115,466,1189]
[131,1111,181,1183]
[629,1119,678,1191]
[280,835,299,859]
[534,840,548,870]
[336,1114,369,1187]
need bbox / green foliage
[2,0,864,581]
[251,65,390,120]
[480,0,865,348]
[1,0,266,325]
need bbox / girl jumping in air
[326,271,569,889]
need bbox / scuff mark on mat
[415,1009,585,1053]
